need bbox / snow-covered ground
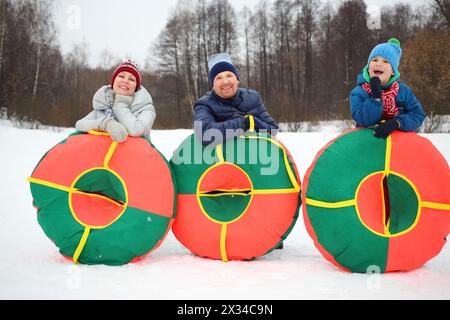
[0,120,449,300]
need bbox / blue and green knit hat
[367,38,402,75]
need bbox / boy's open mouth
[374,70,384,75]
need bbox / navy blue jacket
[193,88,279,145]
[350,73,426,132]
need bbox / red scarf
[362,81,400,120]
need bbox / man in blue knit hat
[193,52,279,146]
[350,38,426,139]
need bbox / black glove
[369,77,382,100]
[244,116,271,132]
[374,119,400,139]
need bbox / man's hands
[244,116,272,132]
[253,117,272,131]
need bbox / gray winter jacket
[75,85,156,138]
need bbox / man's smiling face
[213,71,239,99]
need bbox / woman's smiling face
[368,56,394,87]
[113,71,137,96]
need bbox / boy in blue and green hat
[350,38,426,139]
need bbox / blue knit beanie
[208,52,239,86]
[367,38,402,75]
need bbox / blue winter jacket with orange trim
[350,73,426,132]
[193,88,279,146]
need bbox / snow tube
[170,131,301,261]
[303,128,450,273]
[28,131,176,265]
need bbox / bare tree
[380,3,416,43]
[154,13,185,126]
[29,0,56,110]
[98,48,118,83]
[299,0,317,116]
[331,0,371,117]
[207,0,237,54]
[65,41,90,122]
[430,0,450,27]
[250,1,271,100]
[198,0,210,87]
[241,6,252,88]
[195,0,208,95]
[180,6,196,109]
[402,29,450,117]
[272,0,293,95]
[316,1,336,119]
[0,0,6,77]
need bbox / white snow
[0,120,449,300]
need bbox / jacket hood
[93,85,153,112]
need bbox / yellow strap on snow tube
[73,227,91,264]
[244,115,255,133]
[88,130,110,136]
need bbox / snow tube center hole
[69,168,128,228]
[197,163,253,223]
[356,171,420,236]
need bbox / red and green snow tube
[303,128,450,273]
[170,131,301,261]
[28,131,176,266]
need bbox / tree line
[0,0,449,130]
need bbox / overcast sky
[54,0,430,69]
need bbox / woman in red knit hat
[75,58,156,142]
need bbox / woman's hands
[99,117,128,142]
